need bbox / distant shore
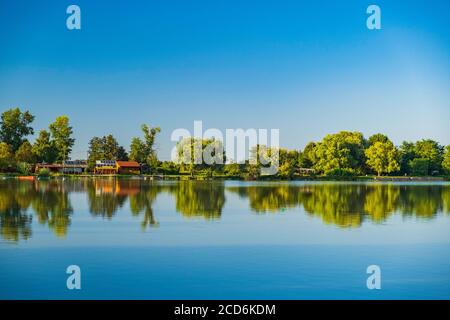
[1,173,448,182]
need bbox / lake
[0,178,449,299]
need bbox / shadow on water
[0,179,449,241]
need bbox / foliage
[409,158,429,176]
[313,131,366,174]
[157,161,179,175]
[37,168,51,177]
[32,130,58,164]
[298,142,316,168]
[367,133,389,146]
[0,108,34,152]
[414,139,444,175]
[49,116,75,162]
[399,141,416,175]
[16,162,32,175]
[365,140,400,176]
[325,168,357,177]
[176,137,225,175]
[87,134,128,168]
[443,146,450,175]
[224,162,242,177]
[15,141,35,164]
[0,142,14,171]
[129,137,147,164]
[129,124,161,173]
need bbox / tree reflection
[0,181,33,241]
[0,179,72,240]
[31,180,73,237]
[86,179,128,218]
[228,183,450,228]
[0,179,449,242]
[168,181,225,219]
[128,181,162,230]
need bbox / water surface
[0,178,449,299]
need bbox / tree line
[1,107,449,177]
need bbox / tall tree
[15,141,35,164]
[49,116,75,162]
[298,142,317,168]
[129,124,161,172]
[0,142,14,171]
[176,137,225,175]
[367,133,389,147]
[87,137,105,169]
[129,137,147,164]
[142,124,160,156]
[365,140,400,176]
[414,139,444,175]
[442,146,450,175]
[0,108,34,152]
[399,141,416,175]
[32,130,58,163]
[313,131,366,174]
[87,134,128,168]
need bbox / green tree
[0,142,14,171]
[116,146,129,161]
[367,133,389,146]
[409,158,429,176]
[277,148,299,179]
[442,146,450,175]
[129,124,161,172]
[49,116,75,162]
[176,137,225,175]
[15,141,35,164]
[414,139,444,175]
[313,131,366,174]
[129,137,147,164]
[399,141,416,175]
[0,108,34,152]
[298,142,316,168]
[224,162,241,177]
[32,130,58,163]
[365,140,400,176]
[87,134,128,168]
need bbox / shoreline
[1,173,448,182]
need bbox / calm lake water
[0,178,449,299]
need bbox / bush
[325,168,357,177]
[17,162,32,175]
[37,168,51,177]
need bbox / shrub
[17,162,32,175]
[325,168,357,177]
[37,168,51,177]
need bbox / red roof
[116,161,140,168]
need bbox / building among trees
[93,160,141,175]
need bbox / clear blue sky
[0,0,449,160]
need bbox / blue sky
[0,0,449,160]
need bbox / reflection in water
[0,181,33,241]
[0,179,449,241]
[31,180,73,237]
[168,181,225,219]
[228,183,450,227]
